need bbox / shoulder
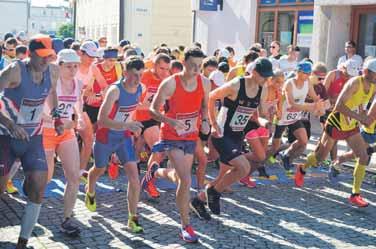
[159,74,177,96]
[49,64,59,82]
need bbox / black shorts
[141,119,160,135]
[211,135,243,165]
[288,120,311,143]
[273,120,305,139]
[83,104,100,124]
[199,129,211,142]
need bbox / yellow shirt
[328,76,375,131]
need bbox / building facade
[74,0,192,54]
[0,0,29,40]
[28,4,72,37]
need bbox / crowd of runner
[0,32,375,248]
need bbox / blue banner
[260,0,276,4]
[200,0,218,11]
[279,0,296,3]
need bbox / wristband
[50,108,61,119]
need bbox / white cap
[364,58,376,73]
[209,70,225,87]
[218,48,230,59]
[80,41,99,57]
[57,49,81,64]
[343,59,359,77]
[17,31,27,41]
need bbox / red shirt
[160,74,204,141]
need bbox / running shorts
[287,120,311,143]
[324,123,359,140]
[211,135,243,165]
[152,140,196,155]
[0,135,47,176]
[245,127,269,140]
[360,129,376,144]
[42,128,75,151]
[93,133,137,168]
[140,119,159,135]
[83,104,100,124]
[273,120,305,139]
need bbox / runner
[226,50,259,81]
[135,53,171,198]
[85,56,145,233]
[297,59,376,208]
[76,41,98,182]
[269,40,282,70]
[42,49,83,236]
[141,47,210,243]
[2,37,18,68]
[204,58,273,216]
[0,34,62,249]
[278,45,300,78]
[274,62,325,173]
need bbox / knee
[255,151,266,162]
[358,153,370,165]
[179,175,192,187]
[298,137,308,147]
[238,162,251,176]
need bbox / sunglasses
[345,46,354,49]
[270,46,276,49]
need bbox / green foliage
[57,23,74,38]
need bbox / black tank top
[219,77,262,138]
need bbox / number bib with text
[176,112,199,136]
[18,98,45,126]
[143,87,158,106]
[58,96,77,120]
[229,106,256,132]
[114,104,137,124]
[280,109,301,125]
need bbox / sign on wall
[199,0,218,11]
[297,10,314,48]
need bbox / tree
[57,23,74,38]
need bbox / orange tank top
[89,64,119,107]
[160,74,204,141]
[135,70,162,121]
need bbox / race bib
[229,106,256,131]
[143,87,158,106]
[114,104,137,124]
[58,96,77,120]
[176,112,199,136]
[280,109,301,124]
[301,111,310,121]
[18,98,45,126]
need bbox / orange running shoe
[108,155,119,180]
[349,194,369,208]
[294,164,306,187]
[141,162,160,198]
[239,176,256,188]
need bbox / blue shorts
[93,134,136,168]
[152,140,196,155]
[0,135,47,176]
[361,130,376,144]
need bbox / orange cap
[29,34,55,58]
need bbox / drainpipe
[119,0,124,41]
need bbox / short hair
[170,60,183,71]
[218,62,229,74]
[184,47,205,61]
[70,42,81,51]
[213,49,220,57]
[287,45,300,52]
[155,47,170,56]
[5,37,18,47]
[193,42,202,49]
[346,41,356,47]
[243,51,259,64]
[249,46,261,53]
[16,45,27,55]
[124,56,145,71]
[178,45,185,52]
[312,62,327,74]
[124,48,137,58]
[160,43,168,47]
[271,40,280,47]
[154,53,171,65]
[225,46,235,55]
[202,56,218,69]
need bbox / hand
[124,121,143,134]
[168,119,187,131]
[200,120,210,135]
[211,122,223,138]
[360,115,374,127]
[54,118,65,136]
[8,123,29,141]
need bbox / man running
[142,47,210,243]
[0,35,62,249]
[205,58,273,216]
[135,53,171,198]
[297,59,376,208]
[85,56,145,233]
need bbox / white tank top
[278,79,309,125]
[43,78,82,128]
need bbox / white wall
[195,0,257,59]
[0,0,29,39]
[29,6,71,36]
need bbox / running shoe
[190,197,211,221]
[267,155,277,164]
[60,217,80,237]
[281,154,293,175]
[179,225,199,243]
[139,151,149,162]
[206,186,221,215]
[128,216,144,233]
[349,194,369,208]
[141,162,160,198]
[6,180,19,194]
[108,162,119,180]
[80,171,88,184]
[328,163,341,183]
[85,191,96,212]
[294,164,306,187]
[257,166,270,179]
[239,176,256,188]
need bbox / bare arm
[48,64,60,111]
[149,77,176,125]
[323,70,335,92]
[201,76,211,121]
[97,86,123,130]
[0,62,21,91]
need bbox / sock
[8,160,21,180]
[304,152,317,169]
[19,201,41,240]
[352,160,366,194]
